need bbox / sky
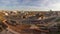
[0,0,60,11]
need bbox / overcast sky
[0,0,60,11]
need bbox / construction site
[0,10,60,34]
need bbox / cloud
[0,0,19,6]
[0,0,60,11]
[0,0,43,10]
[43,0,60,10]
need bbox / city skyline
[0,0,60,11]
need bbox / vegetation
[55,18,60,22]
